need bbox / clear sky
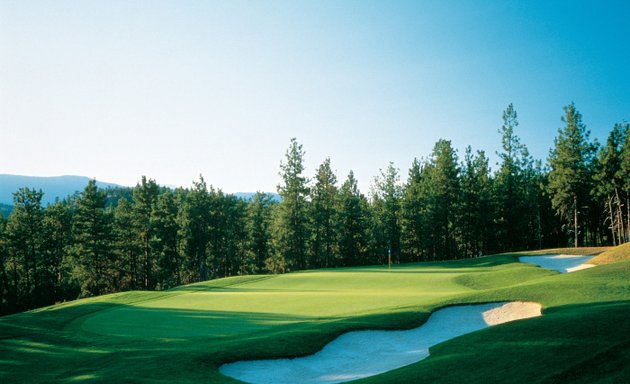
[1,0,628,193]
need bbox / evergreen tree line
[0,103,628,315]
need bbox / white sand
[219,302,542,384]
[518,254,596,273]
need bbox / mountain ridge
[0,174,281,208]
[0,174,123,206]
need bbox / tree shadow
[0,297,434,383]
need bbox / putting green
[79,267,482,339]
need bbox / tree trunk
[614,188,624,244]
[199,252,207,281]
[31,240,38,306]
[143,232,150,290]
[129,250,136,289]
[608,195,616,246]
[574,194,578,248]
[12,261,19,310]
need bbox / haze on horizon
[1,0,628,193]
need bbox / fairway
[2,248,630,383]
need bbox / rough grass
[1,248,629,383]
[590,242,630,265]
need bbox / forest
[0,102,628,315]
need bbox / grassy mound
[590,242,630,265]
[454,265,555,290]
[498,247,610,256]
[1,248,629,383]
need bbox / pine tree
[458,147,492,257]
[71,180,115,297]
[547,103,597,247]
[309,158,339,268]
[370,162,402,264]
[41,201,72,305]
[247,192,275,273]
[4,188,44,310]
[205,187,223,278]
[226,196,249,276]
[538,171,566,248]
[400,158,426,262]
[621,122,630,242]
[179,176,212,282]
[276,138,310,271]
[133,176,159,290]
[206,191,248,277]
[594,121,629,244]
[151,190,181,288]
[494,103,538,251]
[475,151,495,254]
[113,198,141,289]
[338,171,370,266]
[266,210,287,273]
[525,161,546,250]
[0,215,8,314]
[426,140,460,259]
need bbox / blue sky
[1,0,628,193]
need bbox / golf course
[0,244,629,383]
[3,1,629,382]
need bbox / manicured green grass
[497,246,610,256]
[1,249,629,383]
[591,242,630,265]
[359,260,630,383]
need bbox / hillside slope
[590,242,630,265]
[0,174,122,205]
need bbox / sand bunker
[219,301,541,384]
[518,254,595,273]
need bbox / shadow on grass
[169,275,277,293]
[7,293,630,383]
[0,296,435,383]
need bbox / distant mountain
[233,192,281,202]
[0,174,123,206]
[0,174,281,212]
[0,203,12,218]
